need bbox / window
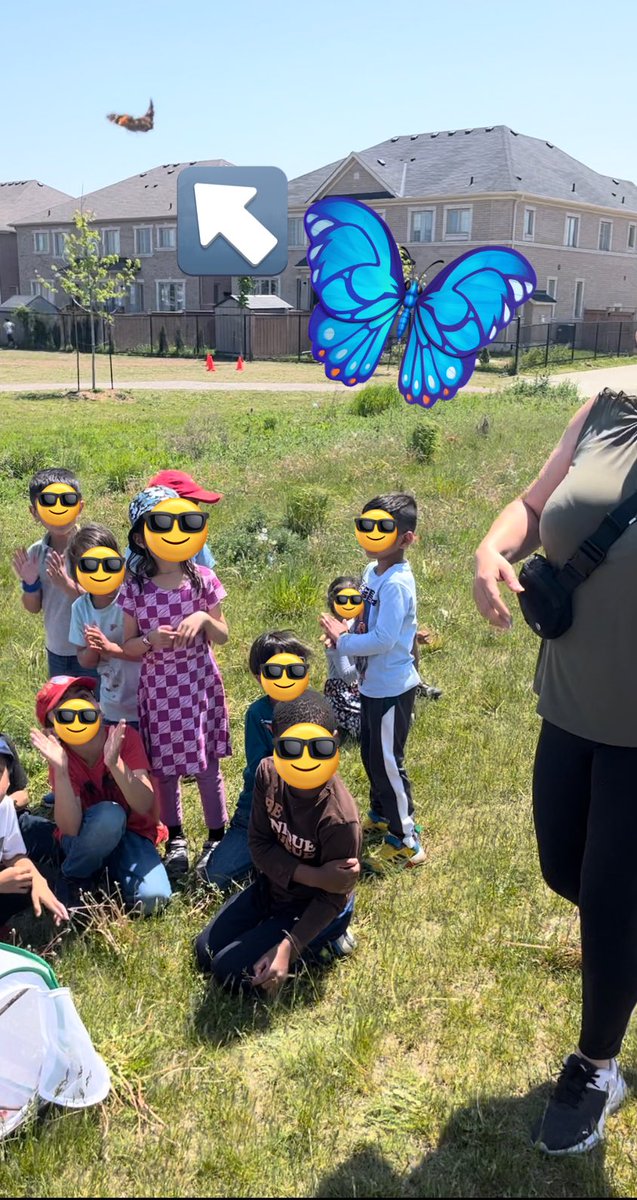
[156,225,176,250]
[156,281,184,311]
[287,217,305,246]
[599,220,612,252]
[52,231,66,258]
[134,226,152,256]
[253,278,280,295]
[629,224,636,250]
[102,229,120,256]
[30,280,54,303]
[410,209,434,243]
[523,208,535,240]
[444,206,472,240]
[547,277,558,303]
[33,230,50,254]
[565,215,580,247]
[574,279,585,319]
[128,283,144,313]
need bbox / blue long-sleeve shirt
[232,694,275,828]
[337,560,420,699]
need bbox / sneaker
[416,682,443,702]
[163,836,190,881]
[371,834,426,870]
[316,930,358,965]
[362,812,389,836]
[532,1054,628,1155]
[194,839,220,883]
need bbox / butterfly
[107,99,154,133]
[304,197,536,407]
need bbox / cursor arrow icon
[193,183,278,267]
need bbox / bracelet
[141,635,152,651]
[22,579,42,593]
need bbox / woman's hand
[473,545,524,630]
[12,547,40,585]
[148,625,177,650]
[30,728,68,771]
[174,611,208,649]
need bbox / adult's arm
[473,395,596,629]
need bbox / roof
[0,180,73,232]
[0,294,59,312]
[531,290,557,303]
[288,126,637,212]
[217,294,293,310]
[11,160,233,226]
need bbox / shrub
[518,345,571,371]
[174,329,185,355]
[284,487,329,538]
[350,382,401,417]
[157,326,168,356]
[266,568,322,621]
[479,347,490,365]
[408,423,439,464]
[499,374,580,404]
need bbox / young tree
[38,211,140,390]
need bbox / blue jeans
[20,804,171,916]
[204,820,253,890]
[47,651,100,695]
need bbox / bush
[350,382,401,417]
[408,423,439,464]
[479,347,490,365]
[499,374,580,404]
[284,487,329,538]
[266,568,322,621]
[518,345,571,371]
[157,326,168,356]
[174,329,184,355]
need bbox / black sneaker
[532,1054,627,1155]
[194,839,220,883]
[416,682,443,702]
[163,836,190,881]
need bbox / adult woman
[474,387,637,1156]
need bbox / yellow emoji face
[260,653,309,702]
[143,498,208,563]
[35,482,82,528]
[332,587,364,621]
[52,698,101,746]
[273,722,339,790]
[76,546,125,596]
[354,508,398,554]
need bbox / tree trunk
[89,295,96,390]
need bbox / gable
[309,154,396,203]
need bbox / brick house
[11,161,234,314]
[281,126,637,324]
[0,180,72,303]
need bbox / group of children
[0,466,432,994]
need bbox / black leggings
[533,719,637,1059]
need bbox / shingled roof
[11,160,233,226]
[0,180,72,232]
[288,126,637,211]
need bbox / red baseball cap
[36,675,97,727]
[147,470,222,504]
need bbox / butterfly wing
[399,247,537,407]
[106,99,153,132]
[305,198,405,385]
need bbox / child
[68,524,141,728]
[201,629,312,889]
[23,676,171,915]
[0,733,29,813]
[119,486,231,881]
[195,690,361,994]
[320,493,425,869]
[0,734,68,935]
[322,576,362,742]
[147,470,221,570]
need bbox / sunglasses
[333,592,363,607]
[39,491,80,508]
[262,662,308,681]
[144,511,208,534]
[274,735,338,760]
[355,517,397,534]
[78,555,124,574]
[54,707,99,725]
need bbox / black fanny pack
[518,490,637,639]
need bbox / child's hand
[104,721,126,774]
[84,624,118,656]
[30,871,68,924]
[319,613,349,644]
[30,728,68,772]
[12,547,40,586]
[250,939,293,994]
[46,550,74,591]
[0,862,33,894]
[148,626,178,650]
[174,612,208,649]
[416,627,432,645]
[315,858,360,894]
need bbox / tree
[38,211,140,391]
[237,276,255,308]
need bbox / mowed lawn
[0,380,633,1199]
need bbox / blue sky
[4,0,637,197]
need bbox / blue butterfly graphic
[305,197,537,407]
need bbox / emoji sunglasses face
[52,699,101,746]
[76,547,126,596]
[332,588,364,620]
[273,722,340,789]
[143,498,209,563]
[354,509,398,554]
[35,484,82,528]
[260,654,310,701]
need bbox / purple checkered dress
[118,568,231,776]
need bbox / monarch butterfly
[107,99,154,132]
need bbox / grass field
[0,376,634,1198]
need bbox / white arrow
[193,183,278,267]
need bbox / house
[0,180,72,303]
[281,126,637,324]
[215,292,293,357]
[11,161,235,314]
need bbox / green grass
[2,379,636,1198]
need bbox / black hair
[68,524,121,582]
[362,492,417,534]
[45,684,97,728]
[29,468,81,506]
[327,575,361,615]
[272,689,336,738]
[127,516,202,593]
[249,630,312,677]
[0,754,9,776]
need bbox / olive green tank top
[535,388,637,745]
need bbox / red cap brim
[180,488,223,503]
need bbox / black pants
[0,893,30,926]
[533,719,637,1059]
[360,689,417,842]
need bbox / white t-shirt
[69,592,140,723]
[0,797,27,863]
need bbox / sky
[3,0,637,199]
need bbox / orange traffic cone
[236,355,245,371]
[205,353,215,372]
